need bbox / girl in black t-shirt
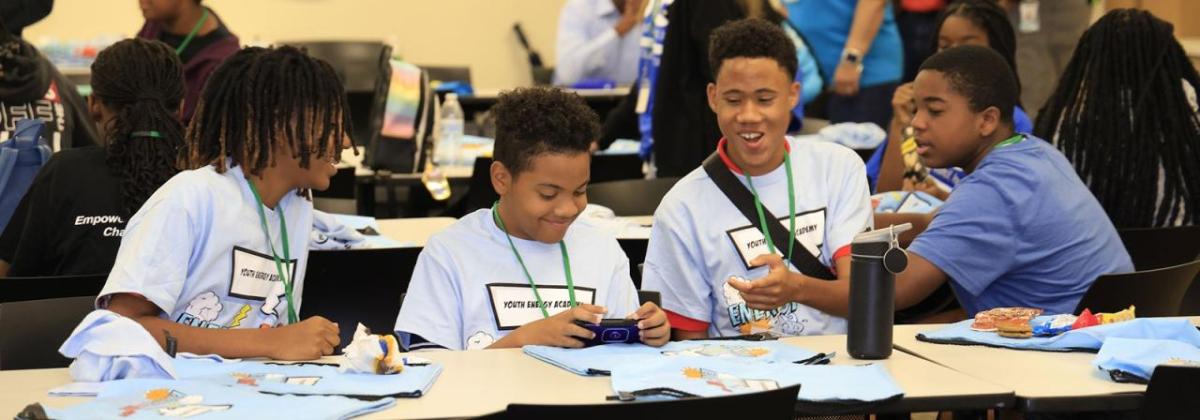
[0,38,185,277]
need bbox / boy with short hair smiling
[642,19,872,340]
[794,45,1132,317]
[394,87,670,350]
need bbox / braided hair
[184,45,351,179]
[89,38,185,216]
[1034,9,1200,228]
[934,0,1021,100]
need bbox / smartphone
[574,319,640,347]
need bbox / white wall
[23,0,567,90]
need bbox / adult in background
[553,0,646,87]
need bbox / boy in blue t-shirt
[794,45,1132,317]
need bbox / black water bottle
[848,224,910,360]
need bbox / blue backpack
[0,119,52,233]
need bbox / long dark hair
[184,45,351,177]
[1034,9,1200,228]
[933,0,1021,99]
[89,38,185,216]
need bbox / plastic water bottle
[435,93,465,167]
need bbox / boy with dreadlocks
[794,46,1131,318]
[0,39,183,278]
[99,46,350,360]
[1035,9,1200,228]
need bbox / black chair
[1118,226,1200,270]
[619,238,649,289]
[1141,364,1200,419]
[590,153,644,184]
[459,156,656,217]
[0,296,95,370]
[0,273,107,304]
[586,177,680,217]
[298,247,422,351]
[1074,259,1200,317]
[487,384,800,420]
[421,65,472,85]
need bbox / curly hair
[934,0,1021,102]
[89,38,185,216]
[708,18,797,79]
[491,87,599,177]
[1034,9,1200,228]
[920,45,1018,123]
[184,45,351,176]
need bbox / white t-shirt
[100,163,313,329]
[641,137,872,337]
[394,208,640,350]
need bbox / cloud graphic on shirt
[184,292,224,322]
[260,278,286,317]
[466,331,495,350]
[723,279,746,306]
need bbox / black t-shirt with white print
[0,146,126,276]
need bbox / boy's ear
[788,80,801,109]
[706,82,718,113]
[490,161,512,196]
[977,105,1002,138]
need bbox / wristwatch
[841,48,864,73]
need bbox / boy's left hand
[729,254,805,310]
[628,302,670,347]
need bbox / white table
[893,318,1200,412]
[377,218,458,247]
[0,334,1013,419]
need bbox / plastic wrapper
[1032,314,1077,337]
[338,324,404,374]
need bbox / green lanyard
[247,180,298,325]
[175,8,210,55]
[993,133,1026,150]
[491,201,576,319]
[730,147,797,262]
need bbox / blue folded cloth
[44,378,394,420]
[524,340,819,376]
[1093,337,1200,383]
[917,318,1200,352]
[173,358,442,398]
[59,310,177,382]
[609,357,903,403]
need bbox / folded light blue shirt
[45,378,395,420]
[917,318,1200,352]
[1093,337,1200,382]
[610,357,902,403]
[524,340,819,376]
[173,358,442,398]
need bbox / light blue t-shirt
[908,135,1133,316]
[393,208,640,350]
[784,0,903,88]
[100,162,313,329]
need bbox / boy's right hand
[511,304,606,348]
[265,316,341,361]
[891,82,916,127]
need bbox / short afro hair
[919,45,1017,123]
[708,18,797,80]
[492,87,599,176]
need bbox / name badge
[725,209,826,269]
[486,283,596,330]
[229,246,297,301]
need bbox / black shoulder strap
[702,152,836,280]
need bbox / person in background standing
[553,0,646,87]
[137,0,239,124]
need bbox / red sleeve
[829,244,852,276]
[666,310,709,332]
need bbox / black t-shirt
[0,146,125,276]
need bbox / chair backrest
[499,384,800,420]
[0,273,108,304]
[298,247,422,351]
[1118,226,1200,270]
[1074,259,1200,317]
[586,177,680,217]
[421,66,472,85]
[461,157,660,217]
[590,153,644,184]
[1141,364,1200,420]
[0,296,95,370]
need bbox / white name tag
[229,246,297,301]
[486,283,596,330]
[725,209,826,269]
